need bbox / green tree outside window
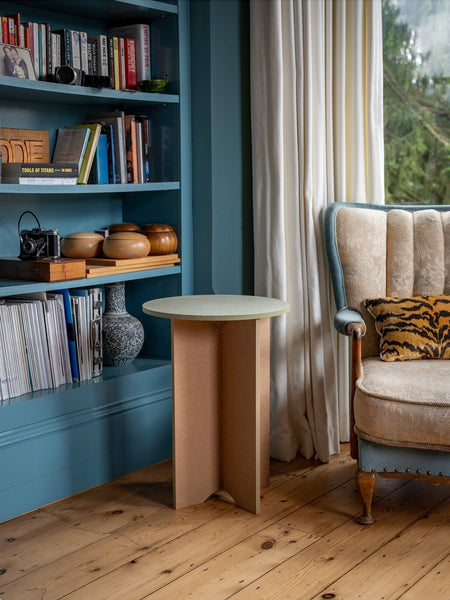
[383,0,450,204]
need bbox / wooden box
[0,257,86,282]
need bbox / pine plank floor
[0,444,449,600]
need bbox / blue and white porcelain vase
[102,282,144,366]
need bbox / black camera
[18,211,60,260]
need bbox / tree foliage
[383,0,450,204]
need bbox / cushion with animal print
[364,296,450,361]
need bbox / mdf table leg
[221,318,270,514]
[171,320,222,509]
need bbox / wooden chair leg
[355,469,376,525]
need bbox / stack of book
[0,287,102,402]
[0,11,151,88]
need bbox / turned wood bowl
[141,223,178,255]
[108,222,141,234]
[102,232,151,259]
[60,232,105,258]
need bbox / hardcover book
[2,162,78,184]
[65,123,101,184]
[52,127,90,171]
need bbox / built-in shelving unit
[0,0,192,522]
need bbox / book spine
[7,16,16,45]
[88,288,103,378]
[112,37,120,90]
[118,37,125,89]
[24,22,32,53]
[1,17,8,45]
[2,163,79,176]
[106,124,116,184]
[19,24,25,47]
[107,36,115,88]
[90,38,98,76]
[87,40,93,76]
[124,38,137,89]
[45,23,52,79]
[38,23,47,79]
[92,133,109,184]
[71,30,81,70]
[31,22,39,76]
[94,34,108,77]
[80,31,88,75]
[52,33,61,73]
[4,177,77,185]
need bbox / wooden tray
[85,254,180,278]
[86,254,179,267]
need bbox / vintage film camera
[18,211,60,260]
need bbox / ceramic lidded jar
[102,232,151,259]
[108,222,141,234]
[60,232,104,258]
[141,224,178,255]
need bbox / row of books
[0,287,102,401]
[1,12,151,88]
[2,109,162,184]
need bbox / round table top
[142,294,290,322]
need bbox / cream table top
[142,294,290,322]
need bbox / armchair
[324,202,450,524]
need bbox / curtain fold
[250,0,384,462]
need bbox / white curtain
[250,0,384,462]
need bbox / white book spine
[80,31,88,74]
[71,30,81,70]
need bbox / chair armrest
[334,308,366,460]
[334,308,366,337]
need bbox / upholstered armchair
[324,202,450,524]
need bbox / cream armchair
[324,202,450,524]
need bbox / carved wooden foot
[355,469,376,525]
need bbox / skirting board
[0,365,173,523]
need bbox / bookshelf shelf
[0,264,181,295]
[0,182,181,194]
[0,76,179,106]
[1,356,171,408]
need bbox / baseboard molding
[0,367,173,523]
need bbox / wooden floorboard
[0,444,448,600]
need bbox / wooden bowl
[141,223,178,255]
[60,232,104,258]
[102,232,151,259]
[108,222,141,234]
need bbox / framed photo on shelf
[0,43,36,81]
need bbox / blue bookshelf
[0,0,192,522]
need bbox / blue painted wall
[191,0,253,295]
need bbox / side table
[142,294,290,514]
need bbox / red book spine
[124,38,136,89]
[1,17,8,44]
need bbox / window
[382,0,450,204]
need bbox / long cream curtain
[250,0,384,462]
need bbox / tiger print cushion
[364,296,450,361]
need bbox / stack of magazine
[0,287,102,402]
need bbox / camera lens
[22,238,38,255]
[55,65,77,85]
